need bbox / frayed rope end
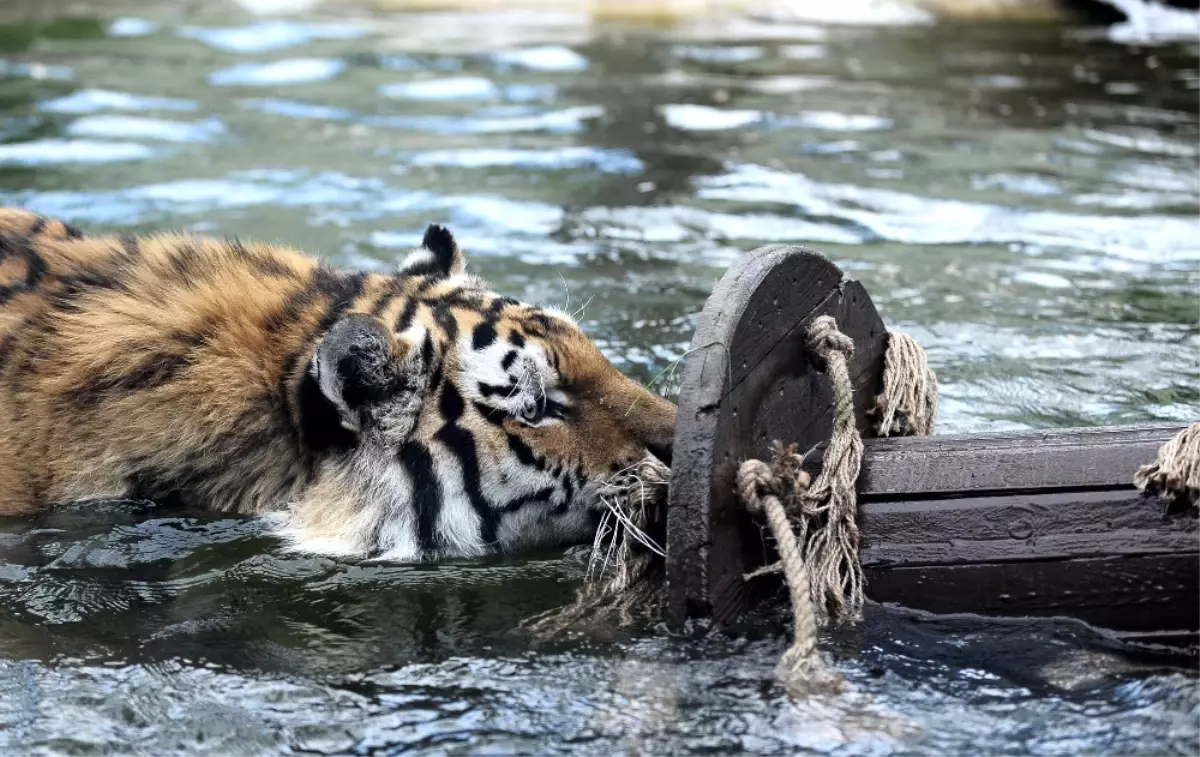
[1135,422,1200,507]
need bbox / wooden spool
[665,244,1199,645]
[665,245,889,625]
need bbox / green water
[0,1,1197,754]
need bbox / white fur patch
[397,247,435,273]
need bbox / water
[0,1,1197,754]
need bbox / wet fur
[0,209,676,561]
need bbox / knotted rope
[1135,422,1200,507]
[736,316,937,692]
[738,453,844,694]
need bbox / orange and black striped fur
[0,209,675,560]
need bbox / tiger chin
[0,208,676,562]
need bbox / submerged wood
[665,243,1199,644]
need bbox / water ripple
[0,139,156,166]
[408,147,643,173]
[490,46,589,72]
[178,19,365,54]
[65,115,224,143]
[209,58,347,86]
[40,89,196,115]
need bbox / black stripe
[522,310,568,337]
[65,351,189,407]
[472,400,507,426]
[314,270,367,332]
[265,288,320,333]
[118,234,141,263]
[394,298,420,334]
[500,486,556,514]
[487,296,518,317]
[508,330,525,348]
[370,277,405,317]
[46,267,127,313]
[500,350,517,371]
[553,464,584,516]
[399,441,443,555]
[472,322,497,351]
[229,239,295,278]
[425,338,443,392]
[399,260,441,278]
[27,215,47,238]
[543,397,567,420]
[431,303,458,343]
[0,232,48,304]
[392,274,441,333]
[165,241,205,284]
[0,333,17,376]
[505,431,545,471]
[270,268,366,349]
[426,288,484,311]
[63,223,84,240]
[0,311,54,386]
[477,381,515,399]
[557,466,576,513]
[433,383,499,546]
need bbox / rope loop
[805,314,855,365]
[737,459,773,516]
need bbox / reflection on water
[0,1,1197,754]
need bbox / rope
[874,330,938,437]
[735,315,937,695]
[795,315,866,624]
[738,455,843,694]
[1135,422,1200,506]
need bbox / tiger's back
[0,208,676,560]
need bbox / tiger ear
[398,224,466,279]
[300,314,430,449]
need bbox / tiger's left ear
[398,224,466,278]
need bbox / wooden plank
[666,245,888,626]
[865,554,1199,633]
[861,488,1198,566]
[858,424,1185,495]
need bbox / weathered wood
[665,245,888,626]
[855,424,1186,495]
[866,554,1198,634]
[852,424,1199,637]
[666,241,1199,640]
[861,488,1197,567]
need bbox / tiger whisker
[570,295,594,322]
[586,508,613,581]
[559,272,571,315]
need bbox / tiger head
[281,225,676,561]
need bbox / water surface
[0,1,1197,754]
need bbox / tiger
[0,208,676,561]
